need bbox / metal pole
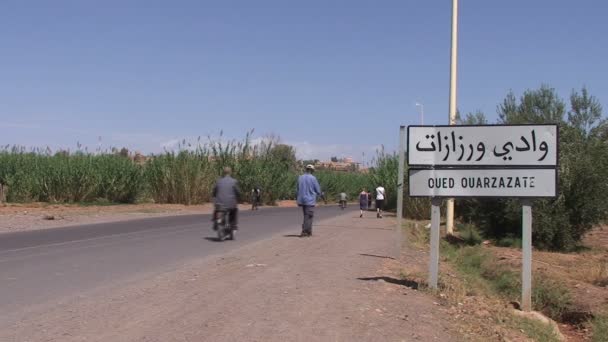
[415,103,424,125]
[421,104,424,125]
[522,199,533,311]
[396,126,406,256]
[429,197,442,289]
[446,0,459,235]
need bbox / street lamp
[415,102,424,125]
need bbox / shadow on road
[357,276,419,290]
[358,253,395,260]
[315,224,392,231]
[315,223,395,230]
[204,237,223,242]
[283,234,302,238]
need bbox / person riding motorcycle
[213,166,241,230]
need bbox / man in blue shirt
[296,164,325,237]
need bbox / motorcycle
[339,200,346,210]
[213,206,235,241]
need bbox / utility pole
[446,0,459,235]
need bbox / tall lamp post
[415,102,424,125]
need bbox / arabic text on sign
[414,129,550,162]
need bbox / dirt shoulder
[401,223,608,342]
[0,212,460,342]
[0,201,299,234]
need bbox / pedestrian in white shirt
[375,185,386,218]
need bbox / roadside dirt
[490,244,608,317]
[0,201,299,234]
[0,212,461,341]
[391,224,539,342]
[448,226,608,341]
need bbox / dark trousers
[215,208,238,228]
[252,196,261,210]
[228,208,238,227]
[301,205,314,234]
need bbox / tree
[118,147,129,158]
[456,110,488,125]
[498,85,565,124]
[568,87,603,136]
[330,156,338,162]
[268,144,297,168]
[460,85,608,251]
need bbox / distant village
[302,157,367,173]
[118,148,366,173]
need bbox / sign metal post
[522,199,533,311]
[429,197,442,289]
[396,126,406,257]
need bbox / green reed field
[0,136,392,206]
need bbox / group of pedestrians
[358,186,386,218]
[295,164,386,236]
[211,164,386,239]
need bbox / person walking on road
[367,191,373,211]
[212,166,241,230]
[296,164,324,237]
[251,186,261,210]
[339,192,348,209]
[375,185,386,218]
[359,189,368,218]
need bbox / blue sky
[1,0,606,162]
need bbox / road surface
[0,205,352,321]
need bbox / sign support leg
[522,199,533,312]
[429,197,442,289]
[396,126,406,257]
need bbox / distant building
[314,157,360,172]
[131,152,148,165]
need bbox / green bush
[509,315,563,342]
[458,86,608,251]
[497,236,523,249]
[368,148,398,210]
[592,314,608,342]
[369,148,432,218]
[444,244,573,321]
[139,136,303,205]
[458,224,483,246]
[533,277,572,321]
[0,148,143,203]
[456,246,487,274]
[316,171,370,202]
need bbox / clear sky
[1,0,606,162]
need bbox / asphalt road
[0,205,357,321]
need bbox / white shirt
[375,186,385,200]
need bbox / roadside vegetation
[382,85,608,252]
[0,133,374,206]
[402,222,608,341]
[386,85,608,341]
[399,222,566,341]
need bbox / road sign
[404,124,559,299]
[407,124,558,167]
[408,168,557,198]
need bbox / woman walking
[359,189,369,218]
